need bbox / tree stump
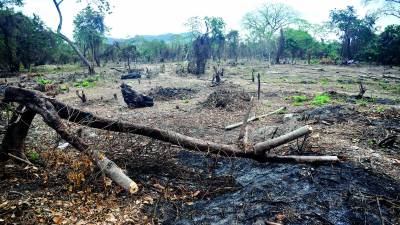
[120,83,154,108]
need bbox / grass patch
[73,75,100,88]
[378,81,400,94]
[31,64,82,73]
[292,95,308,106]
[374,105,387,113]
[36,77,53,85]
[356,99,369,107]
[311,93,331,106]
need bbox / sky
[19,0,399,39]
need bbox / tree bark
[0,105,36,161]
[275,29,285,64]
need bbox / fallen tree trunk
[254,125,313,155]
[225,107,286,130]
[0,86,138,193]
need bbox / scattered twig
[225,107,286,130]
[8,153,34,166]
[376,197,385,225]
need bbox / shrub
[292,95,308,103]
[27,150,40,161]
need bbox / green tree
[378,25,400,65]
[120,44,138,70]
[284,28,315,63]
[74,6,107,67]
[0,9,58,71]
[52,0,110,74]
[226,30,239,62]
[205,16,226,61]
[0,0,23,8]
[330,6,377,62]
[242,3,298,61]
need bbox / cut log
[120,83,154,108]
[225,107,286,130]
[121,72,141,80]
[254,125,313,155]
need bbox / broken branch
[254,125,313,155]
[225,107,286,130]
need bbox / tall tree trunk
[52,0,95,75]
[275,29,285,64]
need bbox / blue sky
[19,0,399,39]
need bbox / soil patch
[147,86,198,101]
[202,85,251,111]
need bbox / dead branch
[225,107,286,130]
[110,67,125,73]
[238,96,254,141]
[355,80,366,99]
[7,153,34,166]
[238,97,254,152]
[254,125,313,155]
[1,86,138,193]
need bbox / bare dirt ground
[1,61,399,224]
